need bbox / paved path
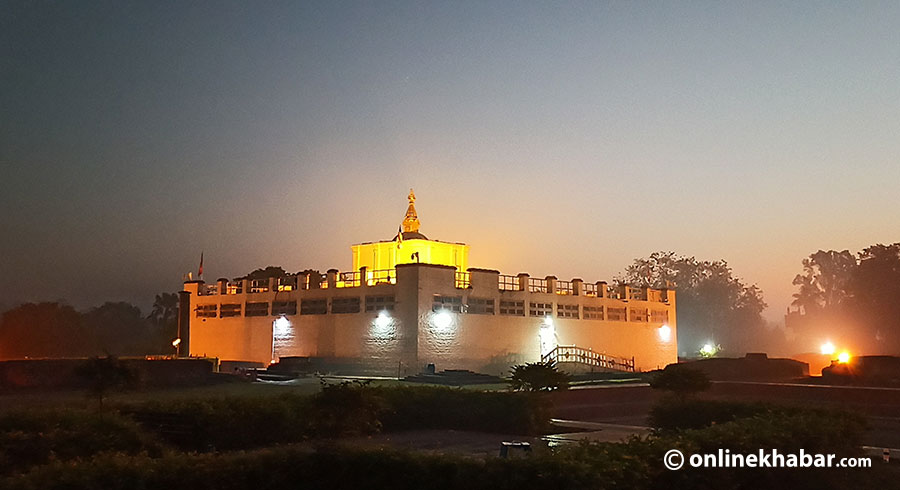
[544,419,651,445]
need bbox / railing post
[546,276,556,294]
[309,271,323,289]
[572,278,583,296]
[597,281,607,298]
[517,273,529,292]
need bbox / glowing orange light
[820,342,835,355]
[837,351,850,364]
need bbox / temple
[351,189,469,274]
[181,190,678,375]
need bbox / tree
[508,362,571,391]
[244,266,288,279]
[83,302,160,356]
[75,355,136,410]
[791,250,856,314]
[148,293,178,328]
[0,302,90,359]
[618,252,767,356]
[789,243,900,354]
[850,243,900,353]
[149,292,179,352]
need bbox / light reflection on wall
[371,311,395,337]
[539,316,556,357]
[272,315,294,361]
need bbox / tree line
[619,242,900,357]
[617,251,767,357]
[789,243,900,354]
[0,293,178,360]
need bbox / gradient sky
[2,1,898,322]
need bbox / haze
[2,1,899,324]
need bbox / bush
[1,406,890,490]
[1,445,605,490]
[557,407,876,490]
[309,380,382,436]
[508,362,571,392]
[0,410,164,476]
[647,397,868,440]
[648,397,774,431]
[121,392,315,451]
[120,384,552,451]
[650,411,872,490]
[376,386,552,435]
[648,364,710,397]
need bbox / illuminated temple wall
[184,264,677,375]
[351,239,469,273]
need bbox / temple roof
[402,188,420,234]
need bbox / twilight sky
[1,1,898,322]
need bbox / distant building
[182,190,678,375]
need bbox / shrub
[0,409,163,476]
[121,393,314,451]
[647,410,872,490]
[120,384,552,450]
[648,398,774,431]
[648,364,710,397]
[647,397,869,442]
[508,362,571,392]
[557,408,875,490]
[376,386,552,435]
[1,408,889,490]
[309,380,382,436]
[2,445,601,490]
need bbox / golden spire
[402,188,420,233]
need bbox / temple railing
[555,280,573,295]
[366,269,395,286]
[528,278,548,293]
[455,271,471,289]
[338,271,361,288]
